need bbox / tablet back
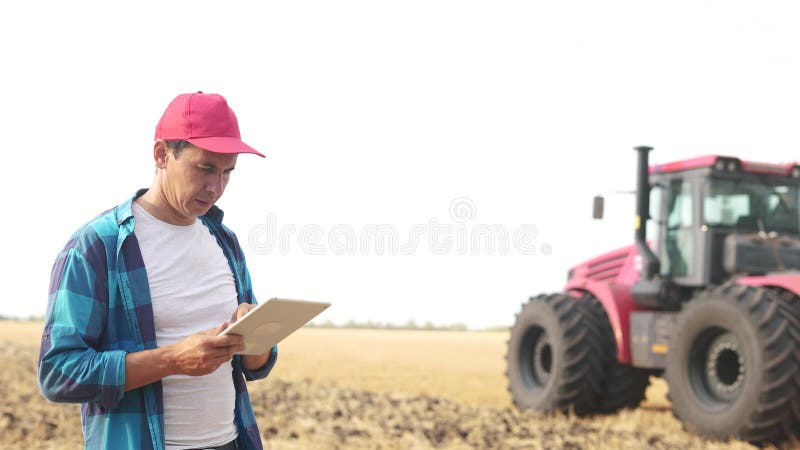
[221,298,330,355]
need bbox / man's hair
[164,140,192,159]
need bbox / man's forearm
[124,347,176,391]
[124,332,244,391]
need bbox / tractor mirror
[593,195,604,219]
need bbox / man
[38,92,277,450]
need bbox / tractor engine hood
[724,232,800,275]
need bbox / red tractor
[506,146,800,445]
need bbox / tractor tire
[665,283,800,444]
[505,293,606,415]
[582,293,651,413]
[767,287,800,442]
[596,362,651,413]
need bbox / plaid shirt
[38,190,278,450]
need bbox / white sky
[2,1,800,328]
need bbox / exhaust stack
[630,146,678,309]
[634,146,660,280]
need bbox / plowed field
[0,321,773,449]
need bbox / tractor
[506,146,800,445]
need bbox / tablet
[220,298,330,355]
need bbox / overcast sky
[2,1,800,328]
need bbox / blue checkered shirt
[38,190,278,450]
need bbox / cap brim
[186,136,265,158]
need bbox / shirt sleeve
[38,247,127,409]
[242,345,278,381]
[235,238,278,381]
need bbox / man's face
[158,142,238,221]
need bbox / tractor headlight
[714,157,740,173]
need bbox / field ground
[0,321,769,449]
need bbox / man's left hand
[230,303,257,323]
[229,303,271,370]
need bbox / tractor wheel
[506,293,606,415]
[582,293,651,413]
[665,283,800,444]
[596,362,651,413]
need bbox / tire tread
[667,282,800,445]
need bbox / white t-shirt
[133,203,239,450]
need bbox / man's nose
[207,174,225,195]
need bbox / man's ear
[153,140,169,169]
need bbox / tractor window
[767,186,800,232]
[703,192,750,227]
[704,178,800,233]
[663,179,694,277]
[646,184,663,253]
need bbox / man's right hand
[167,324,245,376]
[124,323,245,391]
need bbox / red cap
[154,92,264,157]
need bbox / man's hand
[230,303,257,323]
[124,324,244,391]
[168,324,245,376]
[229,303,271,371]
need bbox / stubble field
[0,321,775,449]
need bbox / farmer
[38,92,277,450]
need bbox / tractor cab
[630,152,800,308]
